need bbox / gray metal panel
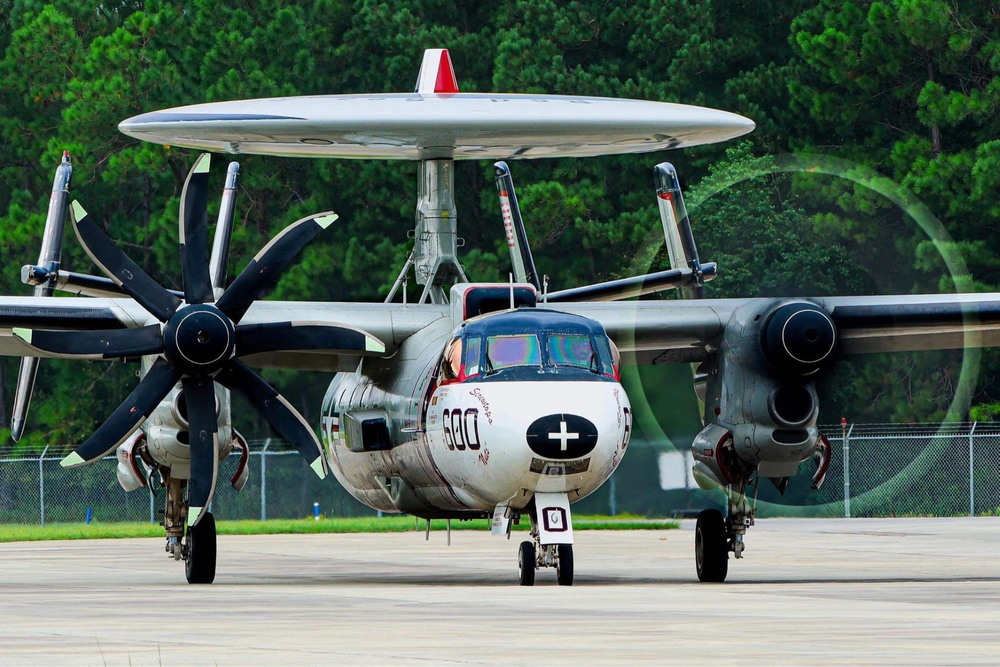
[542,300,730,357]
[238,301,449,349]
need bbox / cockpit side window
[595,336,620,380]
[546,334,597,372]
[464,336,482,377]
[486,334,541,372]
[440,337,463,383]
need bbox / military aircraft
[3,49,999,586]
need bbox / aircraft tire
[556,544,574,586]
[518,540,536,586]
[695,508,728,583]
[185,512,217,585]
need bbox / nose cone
[430,380,631,509]
[525,414,599,459]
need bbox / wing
[7,292,997,367]
[0,296,448,370]
[548,292,1000,364]
[820,294,1000,354]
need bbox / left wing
[550,292,1000,365]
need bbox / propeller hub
[162,304,235,375]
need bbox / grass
[0,515,678,543]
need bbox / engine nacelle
[116,431,150,492]
[760,301,837,377]
[695,300,836,482]
[142,358,234,479]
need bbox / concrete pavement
[0,518,998,665]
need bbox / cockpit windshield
[438,309,620,384]
[546,334,597,371]
[486,334,541,371]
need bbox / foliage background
[1,0,999,485]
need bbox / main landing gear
[185,512,217,584]
[695,474,755,583]
[161,473,218,584]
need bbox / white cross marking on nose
[549,420,579,451]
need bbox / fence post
[842,421,853,518]
[260,439,270,522]
[969,421,977,517]
[39,445,49,526]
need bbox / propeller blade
[216,359,327,478]
[216,212,338,324]
[61,357,181,468]
[70,201,181,322]
[180,154,214,305]
[182,375,220,526]
[12,324,164,359]
[234,322,385,358]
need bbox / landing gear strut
[695,474,755,583]
[161,470,218,584]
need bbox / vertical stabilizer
[11,151,73,440]
[654,163,703,299]
[494,161,541,290]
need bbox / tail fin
[654,163,704,299]
[494,161,541,290]
[209,161,240,294]
[11,151,73,440]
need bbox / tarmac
[0,517,998,666]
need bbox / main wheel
[185,511,217,584]
[695,508,728,583]
[556,544,574,586]
[518,540,536,586]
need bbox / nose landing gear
[517,536,574,586]
[516,492,575,586]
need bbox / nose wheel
[556,543,574,586]
[516,537,574,586]
[518,541,535,586]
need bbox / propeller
[13,154,385,526]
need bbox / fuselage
[321,307,632,518]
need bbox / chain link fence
[0,440,374,526]
[2,424,1000,525]
[622,422,1000,519]
[815,422,1000,518]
